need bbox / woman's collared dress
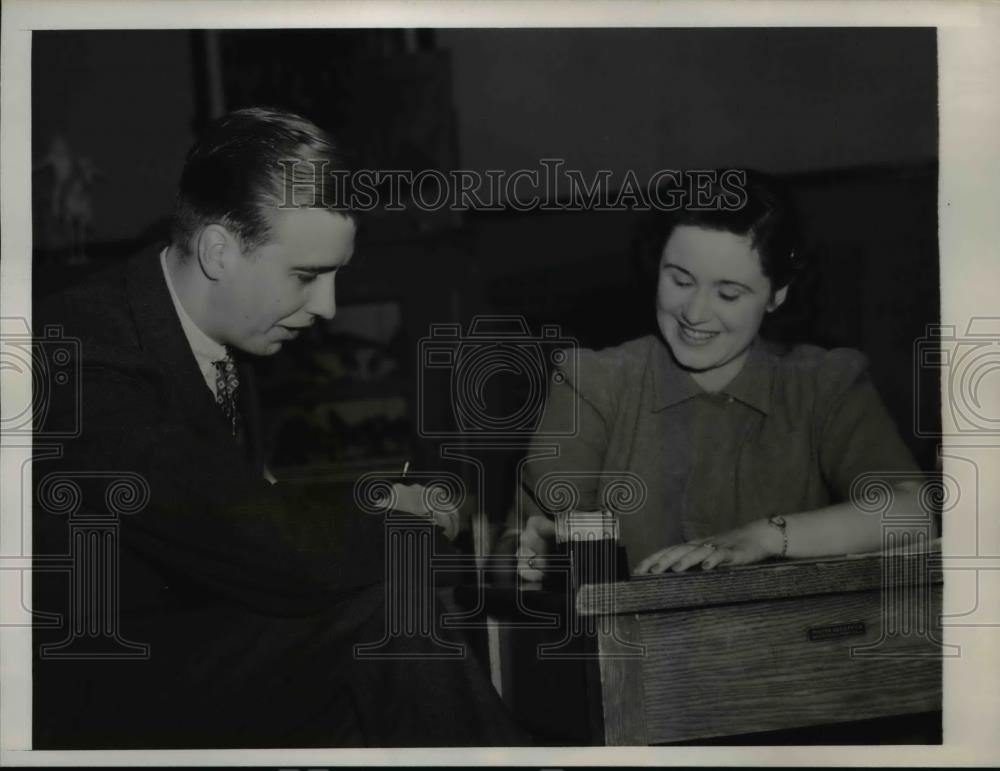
[518,335,920,570]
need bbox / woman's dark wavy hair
[171,106,355,258]
[633,169,820,345]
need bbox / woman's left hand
[633,518,782,574]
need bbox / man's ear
[195,224,238,281]
[767,284,789,312]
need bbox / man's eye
[294,273,317,284]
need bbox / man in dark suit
[32,107,523,748]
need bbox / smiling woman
[657,226,787,392]
[509,170,936,579]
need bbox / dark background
[31,28,940,531]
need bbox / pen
[401,461,410,479]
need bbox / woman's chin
[664,332,724,371]
[673,351,721,372]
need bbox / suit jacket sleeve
[37,300,395,617]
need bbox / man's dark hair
[171,106,354,257]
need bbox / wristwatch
[768,514,788,558]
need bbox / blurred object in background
[256,300,411,470]
[216,29,462,239]
[33,134,101,265]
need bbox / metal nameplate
[807,621,867,642]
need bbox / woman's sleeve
[505,348,620,536]
[816,349,922,499]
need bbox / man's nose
[306,275,337,320]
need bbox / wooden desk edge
[577,547,943,616]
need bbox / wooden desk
[576,547,943,745]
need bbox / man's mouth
[677,322,720,345]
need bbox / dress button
[727,396,735,404]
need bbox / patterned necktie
[213,348,240,437]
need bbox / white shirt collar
[160,248,228,396]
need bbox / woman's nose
[681,288,712,325]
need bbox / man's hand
[633,518,782,574]
[381,483,461,540]
[516,515,556,582]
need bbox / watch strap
[768,514,788,558]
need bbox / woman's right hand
[516,515,556,582]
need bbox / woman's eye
[294,273,317,284]
[670,274,693,288]
[718,291,742,302]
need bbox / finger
[432,508,461,540]
[373,483,404,509]
[672,544,719,573]
[633,549,667,575]
[519,528,550,556]
[527,515,556,539]
[422,492,462,539]
[640,544,694,575]
[389,483,424,514]
[654,544,714,574]
[518,564,545,582]
[516,546,546,582]
[700,547,730,571]
[715,545,755,567]
[521,515,555,554]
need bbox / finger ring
[702,542,717,550]
[527,557,536,569]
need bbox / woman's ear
[195,224,237,281]
[767,284,789,312]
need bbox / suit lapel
[236,355,266,474]
[123,250,251,454]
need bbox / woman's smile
[676,321,721,346]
